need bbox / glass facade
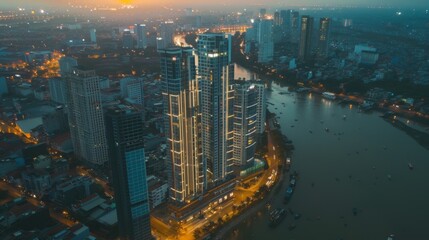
[106,106,152,240]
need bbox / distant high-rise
[290,11,300,42]
[233,81,265,168]
[122,29,134,49]
[157,21,175,49]
[57,57,78,105]
[65,67,109,166]
[159,47,204,203]
[244,19,258,54]
[105,105,152,240]
[280,10,290,29]
[135,24,147,49]
[259,8,267,18]
[257,19,274,63]
[290,11,299,29]
[89,28,96,43]
[318,17,331,58]
[299,15,314,62]
[198,33,234,185]
[274,11,281,26]
[185,8,193,16]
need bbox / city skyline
[0,1,428,239]
[1,0,429,8]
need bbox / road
[0,181,75,227]
[75,166,113,197]
[214,117,286,239]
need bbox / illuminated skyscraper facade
[159,47,204,203]
[232,82,265,168]
[198,33,234,185]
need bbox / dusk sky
[1,0,428,8]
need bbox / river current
[228,65,429,240]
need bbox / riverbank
[229,67,429,239]
[214,113,294,239]
[382,114,429,150]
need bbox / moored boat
[322,92,336,100]
[269,208,287,227]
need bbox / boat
[290,179,296,188]
[269,208,279,218]
[325,128,330,132]
[359,101,375,111]
[269,208,287,227]
[387,234,395,240]
[343,115,347,119]
[322,92,336,100]
[408,163,414,170]
[284,187,294,203]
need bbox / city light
[0,2,428,240]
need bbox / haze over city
[0,0,428,240]
[1,0,429,8]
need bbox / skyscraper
[105,105,152,240]
[89,28,96,43]
[135,24,147,49]
[318,17,331,58]
[244,19,258,55]
[198,33,234,185]
[257,19,274,63]
[157,21,175,49]
[299,15,314,62]
[159,47,204,203]
[259,8,267,18]
[290,11,300,42]
[65,67,109,166]
[232,81,265,168]
[274,11,281,26]
[122,29,134,49]
[280,10,290,29]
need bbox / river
[228,64,429,240]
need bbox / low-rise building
[54,176,94,206]
[147,175,168,209]
[21,169,51,197]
